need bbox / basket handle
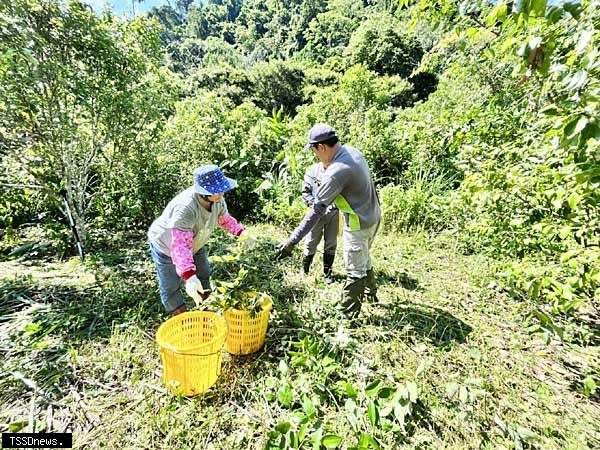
[160,343,224,357]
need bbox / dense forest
[1,0,598,449]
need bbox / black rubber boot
[364,268,378,301]
[340,276,366,320]
[323,253,335,285]
[302,254,315,275]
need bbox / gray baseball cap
[303,124,337,150]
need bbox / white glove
[185,275,205,307]
[325,204,337,214]
[239,230,257,249]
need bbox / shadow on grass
[377,268,423,292]
[566,356,600,404]
[0,272,164,400]
[569,378,600,405]
[577,313,600,347]
[367,299,473,348]
[0,231,195,403]
[1,232,315,411]
[185,235,317,403]
[186,281,312,408]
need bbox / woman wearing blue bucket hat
[148,165,256,316]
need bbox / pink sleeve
[170,229,195,279]
[218,214,245,236]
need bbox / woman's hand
[185,275,205,306]
[239,230,257,250]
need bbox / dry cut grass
[1,225,598,449]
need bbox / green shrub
[380,169,454,233]
[186,65,253,105]
[495,246,600,344]
[261,192,307,229]
[0,161,48,230]
[249,60,306,115]
[301,10,359,62]
[294,65,407,185]
[375,75,416,108]
[345,14,423,77]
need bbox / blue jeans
[149,242,211,313]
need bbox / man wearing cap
[148,165,255,316]
[276,124,381,319]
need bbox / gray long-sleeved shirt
[314,145,380,231]
[288,145,380,245]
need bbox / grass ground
[1,225,598,449]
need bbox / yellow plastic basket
[224,294,273,355]
[156,311,227,396]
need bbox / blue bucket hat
[193,165,238,195]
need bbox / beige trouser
[343,221,380,279]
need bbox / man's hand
[325,204,337,214]
[275,240,295,260]
[239,229,257,250]
[185,275,205,307]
